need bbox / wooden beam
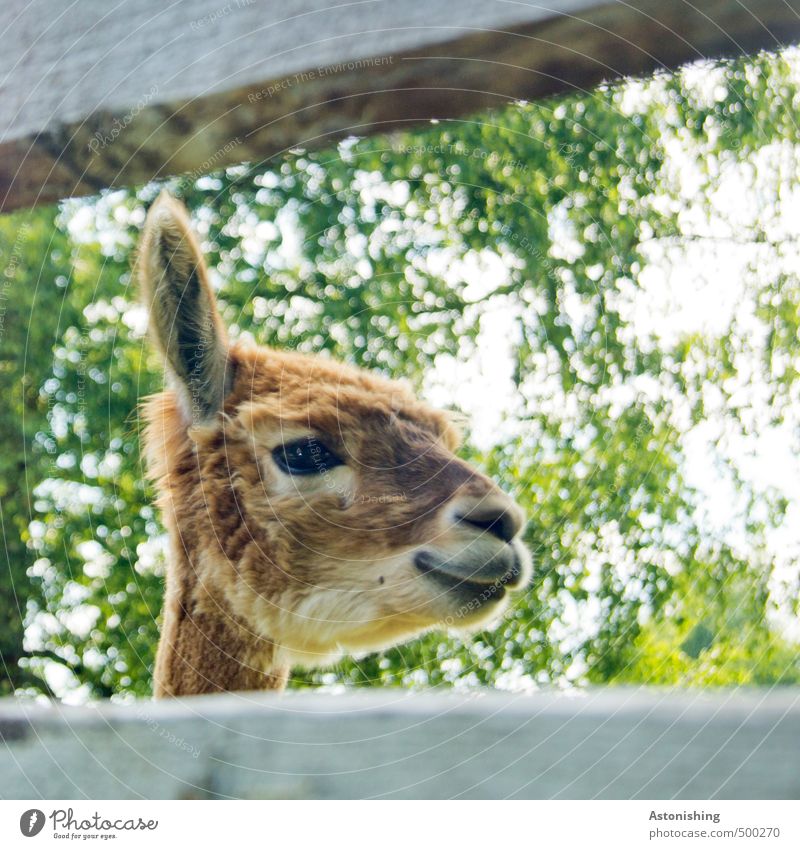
[2,0,800,212]
[1,689,799,798]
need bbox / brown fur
[139,193,531,697]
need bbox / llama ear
[137,192,231,421]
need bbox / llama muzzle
[412,493,531,608]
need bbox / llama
[138,192,531,697]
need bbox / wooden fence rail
[3,0,800,212]
[1,689,798,799]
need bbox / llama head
[139,192,531,670]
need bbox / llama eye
[272,437,343,475]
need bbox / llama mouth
[414,550,520,605]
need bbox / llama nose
[455,496,524,544]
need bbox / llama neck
[153,538,289,697]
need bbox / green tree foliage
[2,51,799,699]
[0,210,77,695]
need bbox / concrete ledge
[1,689,798,799]
[3,0,800,211]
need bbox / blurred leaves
[2,50,800,699]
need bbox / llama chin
[137,191,531,697]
